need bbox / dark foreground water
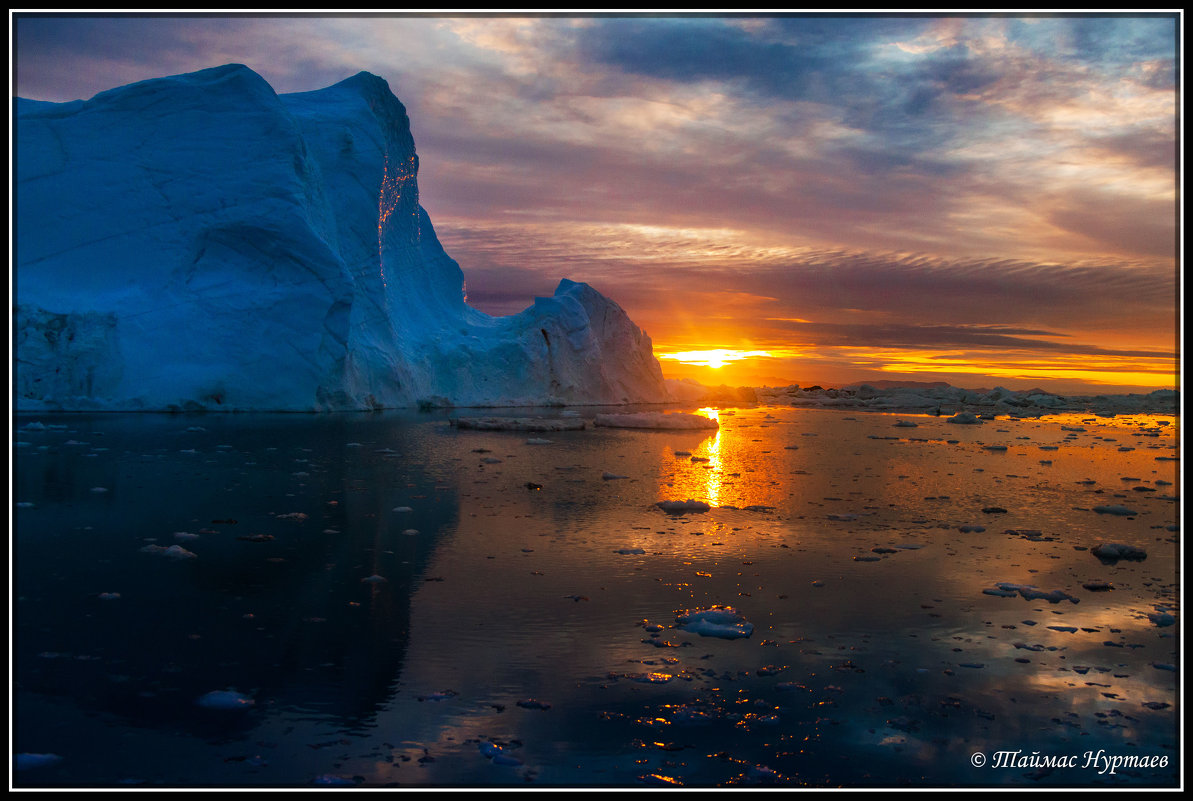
[12,406,1180,788]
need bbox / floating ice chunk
[90,486,109,493]
[982,445,1008,452]
[525,438,552,445]
[985,583,1079,604]
[402,529,419,536]
[615,548,646,555]
[827,513,859,521]
[516,698,551,710]
[893,420,918,427]
[16,501,34,508]
[602,472,629,480]
[946,412,982,424]
[361,574,387,583]
[675,605,753,639]
[313,775,357,786]
[656,499,711,513]
[393,506,413,512]
[22,421,47,431]
[172,531,200,541]
[140,544,197,559]
[594,412,718,430]
[1091,543,1147,562]
[1092,505,1136,516]
[14,753,63,770]
[196,689,254,710]
[97,592,121,600]
[1148,611,1175,627]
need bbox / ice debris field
[12,403,1179,788]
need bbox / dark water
[12,406,1180,787]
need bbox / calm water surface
[12,406,1180,787]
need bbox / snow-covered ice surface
[759,383,1178,417]
[13,405,1179,788]
[14,65,667,411]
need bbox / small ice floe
[656,499,711,514]
[958,525,986,533]
[1152,662,1177,672]
[1082,580,1114,592]
[275,512,308,521]
[615,548,646,555]
[196,690,254,710]
[313,775,357,786]
[22,421,47,431]
[1092,505,1136,516]
[97,592,121,600]
[1061,426,1086,432]
[982,445,1008,452]
[594,412,718,430]
[14,753,63,771]
[90,487,109,493]
[417,690,458,702]
[525,438,552,445]
[827,513,859,522]
[393,506,413,513]
[852,555,881,562]
[516,699,551,710]
[602,471,629,480]
[893,420,918,428]
[172,531,200,541]
[983,583,1079,604]
[140,544,197,560]
[946,412,982,425]
[401,529,419,536]
[361,574,387,583]
[1091,543,1147,562]
[1148,611,1176,627]
[982,506,1008,514]
[675,605,753,639]
[16,501,34,508]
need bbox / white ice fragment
[98,592,121,600]
[1091,543,1147,561]
[602,472,629,480]
[140,544,197,559]
[615,548,646,555]
[1092,505,1136,516]
[893,420,918,428]
[361,574,387,583]
[196,689,254,709]
[90,486,109,493]
[946,412,982,425]
[984,582,1079,604]
[401,529,419,536]
[675,605,753,639]
[393,506,413,512]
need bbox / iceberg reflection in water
[13,406,1179,787]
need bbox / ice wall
[14,64,667,411]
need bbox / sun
[657,349,772,369]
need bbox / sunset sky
[12,12,1182,394]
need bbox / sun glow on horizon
[658,349,774,369]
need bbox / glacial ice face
[15,64,667,411]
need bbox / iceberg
[14,65,668,411]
